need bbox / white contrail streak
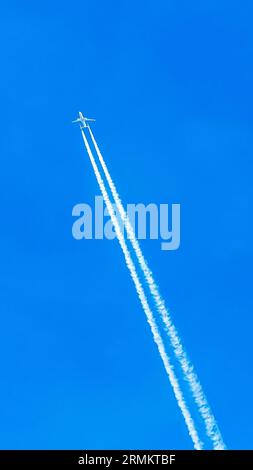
[80,128,202,450]
[88,126,225,450]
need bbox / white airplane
[72,112,95,128]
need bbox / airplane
[72,112,95,129]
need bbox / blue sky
[0,1,252,449]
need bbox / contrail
[80,128,202,450]
[88,126,225,450]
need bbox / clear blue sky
[0,1,252,450]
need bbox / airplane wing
[86,118,95,122]
[72,119,80,123]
